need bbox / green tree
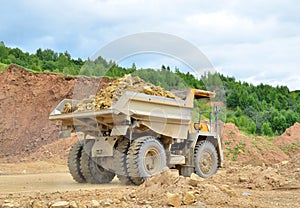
[226,88,239,108]
[42,61,56,71]
[0,45,8,62]
[235,106,242,117]
[285,109,298,128]
[272,115,287,134]
[131,63,137,71]
[247,120,257,134]
[57,53,70,71]
[79,65,91,76]
[262,122,273,136]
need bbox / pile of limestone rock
[62,74,176,113]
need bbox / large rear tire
[127,136,167,185]
[80,140,115,184]
[194,141,218,178]
[68,140,86,183]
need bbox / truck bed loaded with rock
[49,75,223,185]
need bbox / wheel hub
[143,148,160,175]
[199,151,213,174]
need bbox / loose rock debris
[2,165,299,208]
[62,74,176,113]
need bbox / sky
[1,0,300,90]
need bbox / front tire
[194,141,218,178]
[127,136,167,185]
[80,140,115,184]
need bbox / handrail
[194,107,220,135]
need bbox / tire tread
[67,140,86,183]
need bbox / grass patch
[251,139,262,154]
[229,131,235,137]
[282,142,300,155]
[242,131,257,138]
[265,135,276,142]
[225,141,246,161]
[0,63,8,72]
[251,138,279,155]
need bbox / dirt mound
[134,153,300,206]
[273,122,300,157]
[222,123,289,165]
[0,136,80,174]
[131,168,252,207]
[127,165,299,207]
[21,135,78,163]
[62,74,176,113]
[0,65,111,162]
[210,164,295,190]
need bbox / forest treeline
[1,41,299,136]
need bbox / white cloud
[185,12,278,43]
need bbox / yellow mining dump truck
[49,89,223,185]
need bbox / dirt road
[0,172,133,208]
[0,172,123,194]
[1,169,300,207]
